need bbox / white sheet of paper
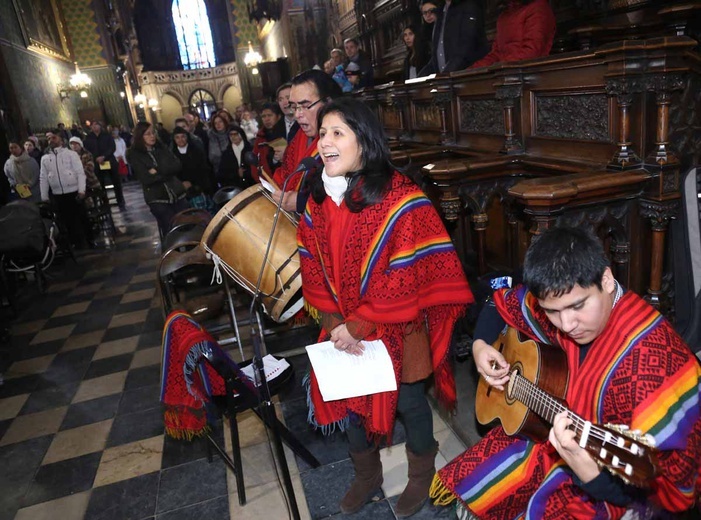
[260,178,275,194]
[241,354,290,385]
[305,340,397,401]
[404,73,436,84]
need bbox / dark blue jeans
[148,198,189,239]
[346,380,435,455]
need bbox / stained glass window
[172,0,217,70]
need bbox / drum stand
[247,298,312,520]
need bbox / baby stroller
[0,200,59,293]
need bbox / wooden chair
[170,208,212,229]
[158,241,243,347]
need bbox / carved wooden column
[605,77,643,169]
[461,180,519,275]
[390,90,412,141]
[495,85,523,154]
[431,89,454,145]
[646,74,684,168]
[639,199,679,309]
[610,241,631,290]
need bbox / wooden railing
[354,36,701,312]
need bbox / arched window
[189,89,216,121]
[172,0,217,70]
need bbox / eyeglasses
[289,98,323,113]
[421,7,438,15]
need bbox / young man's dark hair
[523,226,609,299]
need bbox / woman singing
[298,97,473,517]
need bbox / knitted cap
[68,136,83,147]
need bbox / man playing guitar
[432,226,701,519]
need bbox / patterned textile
[159,311,256,439]
[272,130,320,191]
[297,172,473,439]
[432,287,701,519]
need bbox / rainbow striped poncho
[432,286,701,519]
[297,171,473,439]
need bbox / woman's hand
[148,168,157,175]
[272,190,298,212]
[549,411,600,483]
[330,323,364,356]
[473,338,510,390]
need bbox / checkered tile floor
[0,181,467,520]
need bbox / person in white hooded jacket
[40,129,88,248]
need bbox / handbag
[118,158,128,176]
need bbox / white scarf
[322,169,349,206]
[232,141,245,166]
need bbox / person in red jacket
[470,0,556,69]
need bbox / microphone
[293,156,319,176]
[248,156,319,382]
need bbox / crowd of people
[317,0,556,85]
[2,4,699,517]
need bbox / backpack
[0,200,47,257]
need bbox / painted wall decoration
[230,0,259,46]
[60,0,107,68]
[2,47,78,131]
[11,0,71,61]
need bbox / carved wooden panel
[535,93,610,141]
[413,102,441,130]
[382,105,401,128]
[459,98,502,135]
[669,74,701,171]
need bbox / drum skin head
[201,185,303,322]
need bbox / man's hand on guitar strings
[549,411,601,484]
[473,339,510,391]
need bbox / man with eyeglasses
[419,0,489,76]
[272,69,342,212]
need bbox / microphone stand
[248,167,302,520]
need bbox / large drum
[200,184,304,322]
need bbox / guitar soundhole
[504,363,522,405]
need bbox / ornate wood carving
[535,93,609,141]
[669,74,701,172]
[431,91,454,145]
[460,179,520,275]
[556,204,631,285]
[413,102,441,129]
[646,73,686,168]
[382,104,401,128]
[496,85,523,154]
[605,77,646,169]
[459,98,502,135]
[639,198,680,309]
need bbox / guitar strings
[512,373,640,456]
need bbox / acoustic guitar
[475,327,659,488]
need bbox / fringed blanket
[297,172,473,441]
[159,311,257,440]
[431,288,701,519]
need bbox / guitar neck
[512,372,584,435]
